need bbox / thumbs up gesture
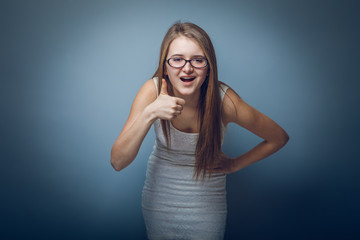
[149,78,186,120]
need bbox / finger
[160,78,168,95]
[171,111,181,118]
[175,104,183,111]
[175,97,186,106]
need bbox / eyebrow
[170,54,206,58]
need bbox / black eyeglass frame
[166,57,209,69]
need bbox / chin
[178,90,195,96]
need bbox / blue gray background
[1,0,359,239]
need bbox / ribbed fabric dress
[142,77,229,240]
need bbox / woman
[111,22,289,240]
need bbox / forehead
[167,36,204,57]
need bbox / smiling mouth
[180,77,196,82]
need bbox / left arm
[214,87,289,173]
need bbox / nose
[182,61,193,73]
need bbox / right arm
[110,78,185,171]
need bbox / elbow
[280,131,290,147]
[111,157,122,172]
[285,131,290,143]
[110,144,138,171]
[110,148,134,172]
[110,147,125,172]
[270,131,289,149]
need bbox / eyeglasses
[166,57,208,69]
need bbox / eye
[193,58,204,63]
[172,57,182,62]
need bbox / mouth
[180,76,196,82]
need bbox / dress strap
[153,77,159,96]
[219,83,229,102]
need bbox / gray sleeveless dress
[142,78,229,240]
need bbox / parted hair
[153,21,222,181]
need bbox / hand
[148,78,186,120]
[212,152,235,174]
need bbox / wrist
[144,104,157,123]
[231,156,245,172]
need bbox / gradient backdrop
[1,0,359,239]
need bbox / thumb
[160,78,168,95]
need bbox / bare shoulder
[134,78,157,104]
[221,85,258,128]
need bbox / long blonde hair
[153,22,222,180]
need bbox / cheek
[166,70,179,85]
[167,68,180,78]
[198,70,208,79]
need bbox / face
[165,36,208,98]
